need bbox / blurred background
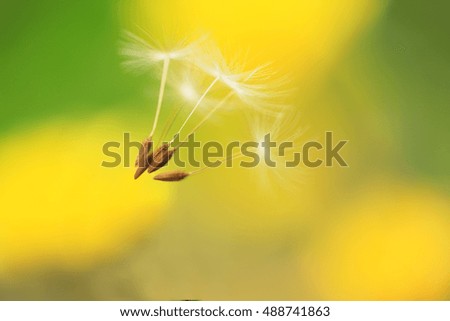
[0,0,449,300]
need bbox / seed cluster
[122,30,283,182]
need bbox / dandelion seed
[134,135,156,180]
[134,165,148,180]
[122,32,290,182]
[135,137,153,167]
[153,170,190,182]
[121,30,202,146]
[147,144,176,174]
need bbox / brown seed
[134,165,148,180]
[153,170,190,182]
[134,138,154,180]
[135,137,153,167]
[147,144,176,174]
[134,150,154,180]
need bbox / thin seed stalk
[171,76,220,143]
[183,92,233,141]
[150,57,170,137]
[179,69,259,142]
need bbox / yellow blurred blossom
[300,180,450,299]
[0,115,171,275]
[124,0,385,85]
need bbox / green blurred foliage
[0,0,152,132]
[302,0,450,187]
[358,0,450,183]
